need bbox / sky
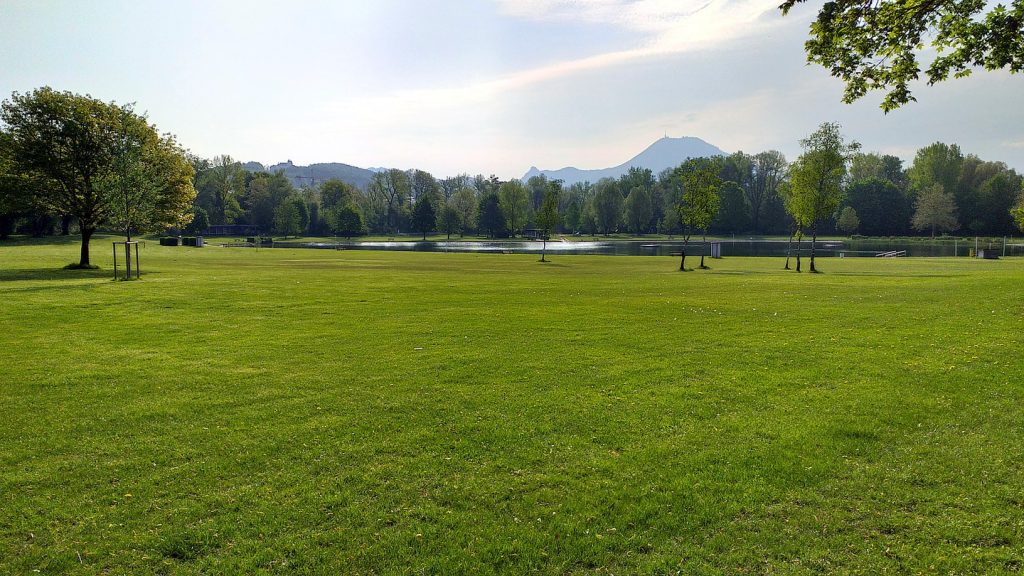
[2,0,1023,179]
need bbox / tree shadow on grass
[0,267,112,283]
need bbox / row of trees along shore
[177,129,1024,246]
[3,89,1024,270]
[174,125,1024,254]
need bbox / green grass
[2,239,1022,574]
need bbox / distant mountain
[244,160,376,190]
[522,136,727,186]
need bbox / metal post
[135,242,140,279]
[1003,237,1007,257]
[113,243,118,280]
[125,242,131,279]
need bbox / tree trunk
[795,233,802,272]
[809,224,818,273]
[784,228,795,270]
[700,232,708,269]
[679,237,688,271]
[80,227,94,267]
[541,238,547,262]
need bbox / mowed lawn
[1,239,1022,574]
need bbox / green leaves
[782,0,1024,110]
[677,157,722,236]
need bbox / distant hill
[244,160,375,190]
[522,136,727,186]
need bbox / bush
[182,237,197,247]
[160,237,180,246]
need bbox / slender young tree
[534,180,561,262]
[676,158,722,271]
[786,122,857,273]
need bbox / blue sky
[2,0,1023,178]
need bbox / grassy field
[2,238,1022,574]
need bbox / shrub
[160,237,180,246]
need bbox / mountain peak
[521,136,727,185]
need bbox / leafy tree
[202,155,245,224]
[436,202,461,240]
[560,182,590,234]
[837,206,860,236]
[909,143,963,199]
[846,178,910,236]
[656,168,685,236]
[320,178,356,210]
[623,186,654,235]
[0,128,41,239]
[411,196,436,240]
[410,169,440,204]
[591,178,623,236]
[974,169,1023,234]
[712,181,751,233]
[618,167,655,199]
[1,87,195,266]
[749,151,787,234]
[913,184,960,238]
[478,192,505,238]
[525,174,549,212]
[786,122,857,273]
[850,152,906,189]
[331,203,365,240]
[274,200,302,238]
[183,205,210,236]
[102,108,195,242]
[676,157,722,270]
[450,186,478,236]
[439,174,470,201]
[535,180,561,262]
[778,180,803,271]
[244,171,294,233]
[780,0,1024,111]
[1012,192,1024,231]
[498,180,528,237]
[368,169,411,234]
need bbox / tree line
[181,132,1024,246]
[4,89,1024,262]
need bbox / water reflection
[271,237,1023,257]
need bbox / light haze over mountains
[246,136,726,190]
[521,136,726,185]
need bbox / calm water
[269,238,1022,257]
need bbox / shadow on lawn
[0,267,112,282]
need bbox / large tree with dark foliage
[2,87,195,266]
